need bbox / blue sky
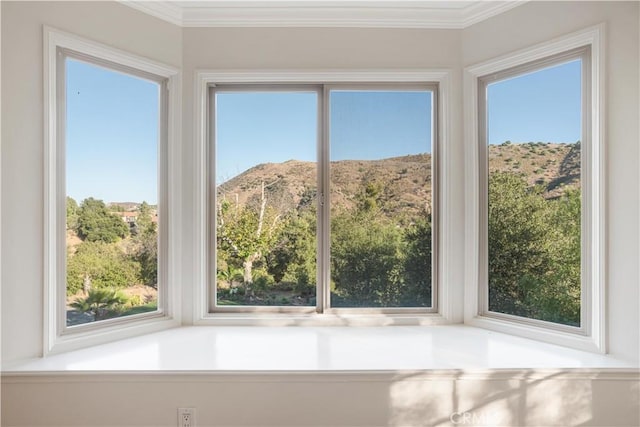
[329,91,432,161]
[66,58,159,204]
[215,91,318,182]
[215,90,432,183]
[487,59,582,145]
[66,58,581,203]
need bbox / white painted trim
[437,70,455,323]
[0,1,2,368]
[3,369,638,382]
[463,24,606,353]
[43,27,182,355]
[119,0,525,29]
[196,70,451,84]
[119,0,184,27]
[193,69,453,325]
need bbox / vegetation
[66,197,158,325]
[70,288,129,322]
[217,159,434,307]
[214,141,581,326]
[76,198,129,242]
[66,141,581,327]
[67,241,140,295]
[488,172,580,326]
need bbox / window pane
[65,59,160,326]
[486,59,582,326]
[329,90,433,308]
[215,91,318,307]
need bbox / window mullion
[317,85,331,313]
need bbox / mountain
[489,141,580,198]
[216,142,580,217]
[217,153,431,217]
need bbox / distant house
[117,211,138,224]
[114,210,158,225]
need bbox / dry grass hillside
[217,141,580,217]
[489,141,580,198]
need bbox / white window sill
[2,325,636,374]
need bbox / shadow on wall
[388,370,639,427]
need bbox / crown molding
[119,1,526,29]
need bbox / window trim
[478,47,591,335]
[194,70,453,325]
[323,83,439,315]
[463,24,606,353]
[208,84,322,315]
[43,27,182,355]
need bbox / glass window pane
[215,91,318,307]
[486,59,582,326]
[329,90,433,308]
[65,58,160,326]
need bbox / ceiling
[119,0,527,28]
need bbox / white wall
[463,0,640,364]
[0,1,182,363]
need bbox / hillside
[489,141,580,198]
[218,154,431,217]
[217,142,580,217]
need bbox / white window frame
[43,27,182,355]
[464,25,606,353]
[193,70,454,326]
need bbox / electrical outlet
[178,408,196,427]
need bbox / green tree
[76,198,128,243]
[70,288,129,321]
[402,213,432,306]
[137,201,154,234]
[331,209,405,306]
[217,182,283,293]
[488,172,551,317]
[533,189,581,324]
[266,210,317,295]
[134,228,158,287]
[66,197,79,230]
[488,172,580,325]
[358,181,383,213]
[67,241,140,295]
[132,201,158,287]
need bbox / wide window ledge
[2,325,636,375]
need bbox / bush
[331,211,406,306]
[67,241,140,295]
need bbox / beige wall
[2,371,638,426]
[0,1,182,362]
[463,0,640,364]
